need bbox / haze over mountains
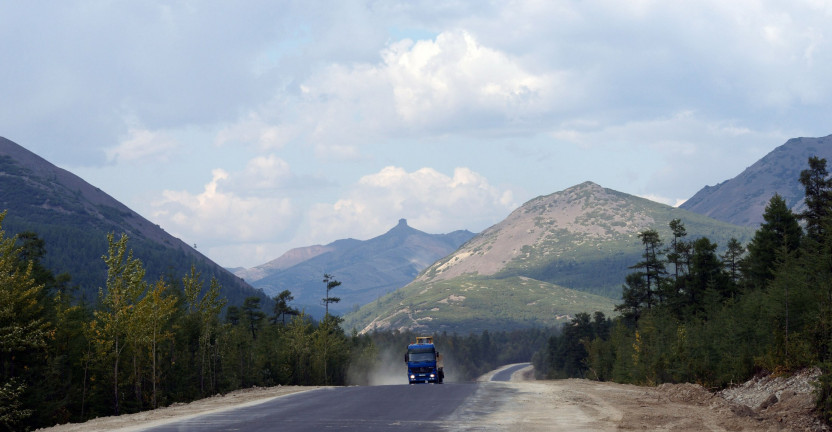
[0,136,267,306]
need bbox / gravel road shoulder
[449,365,828,431]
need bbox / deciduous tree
[90,233,146,415]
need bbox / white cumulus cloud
[221,29,562,156]
[151,162,296,247]
[106,126,180,163]
[304,166,516,243]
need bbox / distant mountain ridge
[236,219,476,316]
[0,136,267,306]
[345,182,755,334]
[681,134,832,226]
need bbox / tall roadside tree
[132,279,177,409]
[89,233,147,415]
[688,237,728,311]
[616,229,666,325]
[742,194,802,290]
[633,229,666,309]
[666,218,690,281]
[272,290,299,326]
[721,238,745,291]
[0,212,51,429]
[794,156,832,420]
[183,266,226,396]
[665,219,692,314]
[798,156,832,241]
[242,297,266,340]
[322,274,341,317]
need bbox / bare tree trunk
[113,336,120,415]
[81,342,91,419]
[133,354,142,410]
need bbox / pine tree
[631,229,666,310]
[721,238,745,291]
[743,194,802,290]
[272,290,299,326]
[798,156,832,241]
[322,274,342,317]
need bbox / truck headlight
[430,374,435,378]
[410,375,415,379]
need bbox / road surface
[488,363,530,382]
[41,363,823,431]
[141,364,528,432]
[144,383,478,432]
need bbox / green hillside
[343,275,616,334]
[495,190,758,297]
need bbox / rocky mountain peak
[419,181,653,283]
[680,134,832,226]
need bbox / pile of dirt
[656,368,829,431]
[718,368,828,431]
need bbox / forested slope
[535,156,832,425]
[0,136,265,307]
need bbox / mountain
[681,134,832,226]
[0,136,268,307]
[236,219,476,316]
[344,182,755,334]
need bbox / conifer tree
[721,238,745,289]
[743,194,802,290]
[798,156,832,241]
[242,297,265,340]
[632,229,666,310]
[322,273,342,317]
[272,290,299,325]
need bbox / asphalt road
[142,364,533,431]
[144,382,479,432]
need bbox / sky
[2,1,831,269]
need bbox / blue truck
[404,336,444,384]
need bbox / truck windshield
[408,348,435,362]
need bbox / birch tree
[90,233,146,415]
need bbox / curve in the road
[489,362,531,382]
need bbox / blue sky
[2,1,831,268]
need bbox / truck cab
[405,336,444,384]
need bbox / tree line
[534,156,832,423]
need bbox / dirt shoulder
[451,365,828,431]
